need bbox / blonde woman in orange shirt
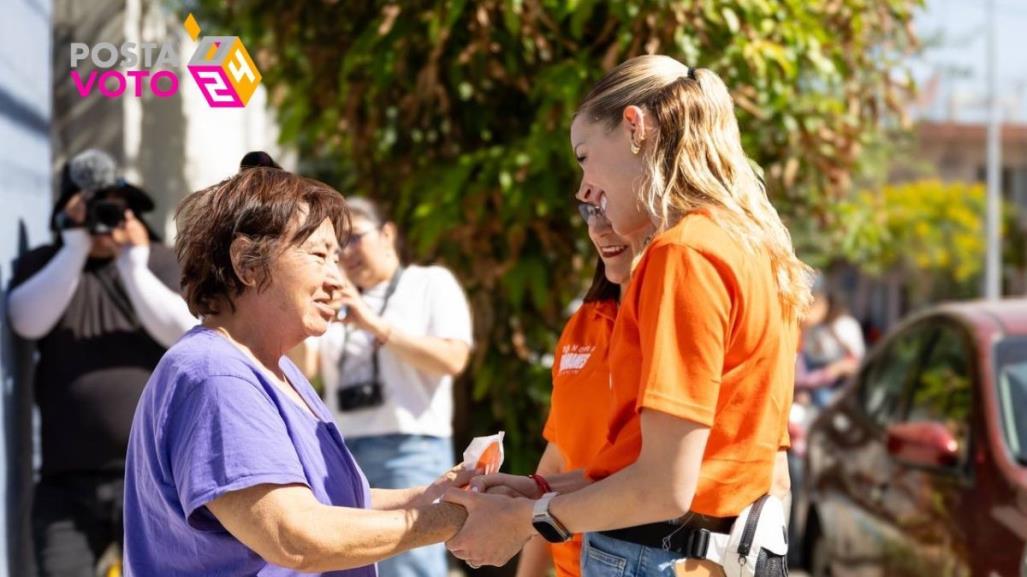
[443,55,811,577]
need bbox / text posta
[70,42,182,99]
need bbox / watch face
[533,520,570,543]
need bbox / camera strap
[338,266,406,387]
[96,262,141,330]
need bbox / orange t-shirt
[543,299,617,577]
[586,212,796,518]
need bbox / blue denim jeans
[347,434,454,577]
[581,532,682,577]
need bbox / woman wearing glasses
[497,201,650,577]
[303,197,474,577]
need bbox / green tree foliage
[193,0,921,470]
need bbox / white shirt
[318,264,473,439]
[804,314,866,366]
[8,230,195,346]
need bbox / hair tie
[686,67,697,80]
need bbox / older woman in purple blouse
[123,156,469,577]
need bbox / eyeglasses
[577,203,607,223]
[344,229,377,248]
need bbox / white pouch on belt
[701,494,789,577]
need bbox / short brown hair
[175,167,349,316]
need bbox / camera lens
[88,198,127,234]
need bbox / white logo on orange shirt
[558,344,595,374]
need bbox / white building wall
[120,0,290,243]
[1,0,54,573]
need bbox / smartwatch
[532,492,572,543]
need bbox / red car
[800,300,1027,577]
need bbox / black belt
[598,515,736,559]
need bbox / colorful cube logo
[187,35,262,108]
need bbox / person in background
[511,203,643,577]
[786,278,864,559]
[798,279,864,407]
[6,149,196,577]
[292,196,473,577]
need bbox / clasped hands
[441,473,552,569]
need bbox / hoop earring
[630,140,641,155]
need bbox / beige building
[914,122,1027,203]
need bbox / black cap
[94,180,156,214]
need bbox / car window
[994,337,1027,466]
[859,323,933,427]
[903,323,974,466]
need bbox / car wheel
[809,526,831,577]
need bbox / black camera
[54,194,128,234]
[86,197,128,234]
[336,381,385,412]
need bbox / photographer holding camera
[6,149,196,577]
[300,196,472,577]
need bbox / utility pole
[985,0,1003,300]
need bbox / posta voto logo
[69,13,262,108]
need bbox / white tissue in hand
[462,432,505,474]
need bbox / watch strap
[533,492,558,518]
